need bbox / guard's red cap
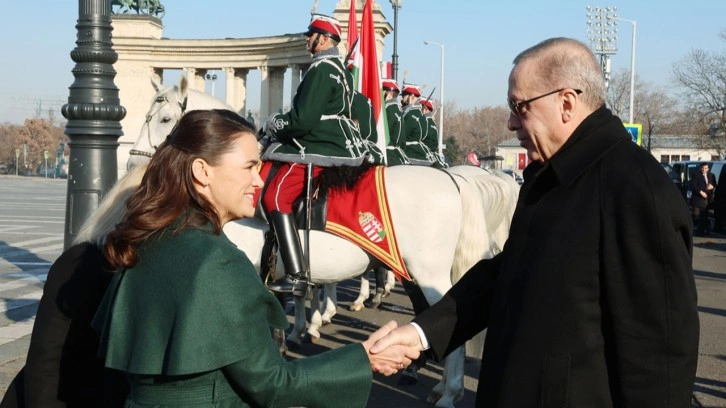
[382,79,400,93]
[305,14,342,43]
[420,98,434,111]
[401,84,421,97]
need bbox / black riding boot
[267,211,309,296]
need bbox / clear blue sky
[0,0,724,124]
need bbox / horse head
[127,76,235,171]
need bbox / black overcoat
[414,107,699,407]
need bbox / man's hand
[362,321,421,376]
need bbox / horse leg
[306,286,323,343]
[384,269,396,296]
[320,283,337,325]
[369,267,389,308]
[349,274,370,312]
[271,292,288,356]
[286,294,308,348]
[397,279,432,386]
[426,346,465,408]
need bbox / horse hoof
[432,396,456,408]
[349,303,364,312]
[426,392,442,404]
[367,300,381,309]
[308,334,320,344]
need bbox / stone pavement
[0,225,723,406]
[691,233,726,408]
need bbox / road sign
[44,150,49,159]
[624,123,642,146]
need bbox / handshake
[361,320,425,376]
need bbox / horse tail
[449,172,490,284]
[449,169,520,283]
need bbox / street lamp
[390,0,402,82]
[586,6,618,90]
[424,40,444,157]
[610,16,637,123]
[62,0,125,249]
[206,72,218,97]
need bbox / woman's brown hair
[104,109,256,270]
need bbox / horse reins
[128,93,188,158]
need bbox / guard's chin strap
[310,33,323,54]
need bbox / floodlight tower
[586,6,618,90]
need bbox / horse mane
[73,163,148,247]
[449,168,520,283]
[317,162,375,196]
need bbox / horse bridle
[128,94,188,158]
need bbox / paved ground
[0,175,724,407]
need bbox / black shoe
[268,275,308,297]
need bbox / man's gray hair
[513,37,606,110]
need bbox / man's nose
[507,113,520,131]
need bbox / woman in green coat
[94,109,418,407]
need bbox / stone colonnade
[111,0,391,171]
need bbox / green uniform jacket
[351,91,385,164]
[262,48,367,166]
[401,104,434,166]
[94,223,372,407]
[423,114,447,168]
[384,100,407,165]
[422,114,438,158]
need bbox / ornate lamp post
[424,40,445,157]
[61,0,126,249]
[390,0,402,82]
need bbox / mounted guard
[382,79,408,165]
[400,84,435,166]
[419,97,448,168]
[261,13,366,295]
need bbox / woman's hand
[362,320,421,376]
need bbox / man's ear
[561,89,579,123]
[191,158,211,187]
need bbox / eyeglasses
[507,88,582,116]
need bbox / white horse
[127,77,520,408]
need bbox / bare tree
[671,43,726,143]
[606,69,631,119]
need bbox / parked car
[501,169,524,185]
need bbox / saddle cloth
[255,163,410,282]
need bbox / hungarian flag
[347,1,362,89]
[347,0,389,157]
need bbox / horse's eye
[161,117,172,124]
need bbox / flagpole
[424,40,445,157]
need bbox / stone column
[268,67,286,115]
[259,65,270,120]
[183,67,206,92]
[225,67,249,114]
[290,65,302,101]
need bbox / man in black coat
[370,37,699,407]
[690,162,717,234]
